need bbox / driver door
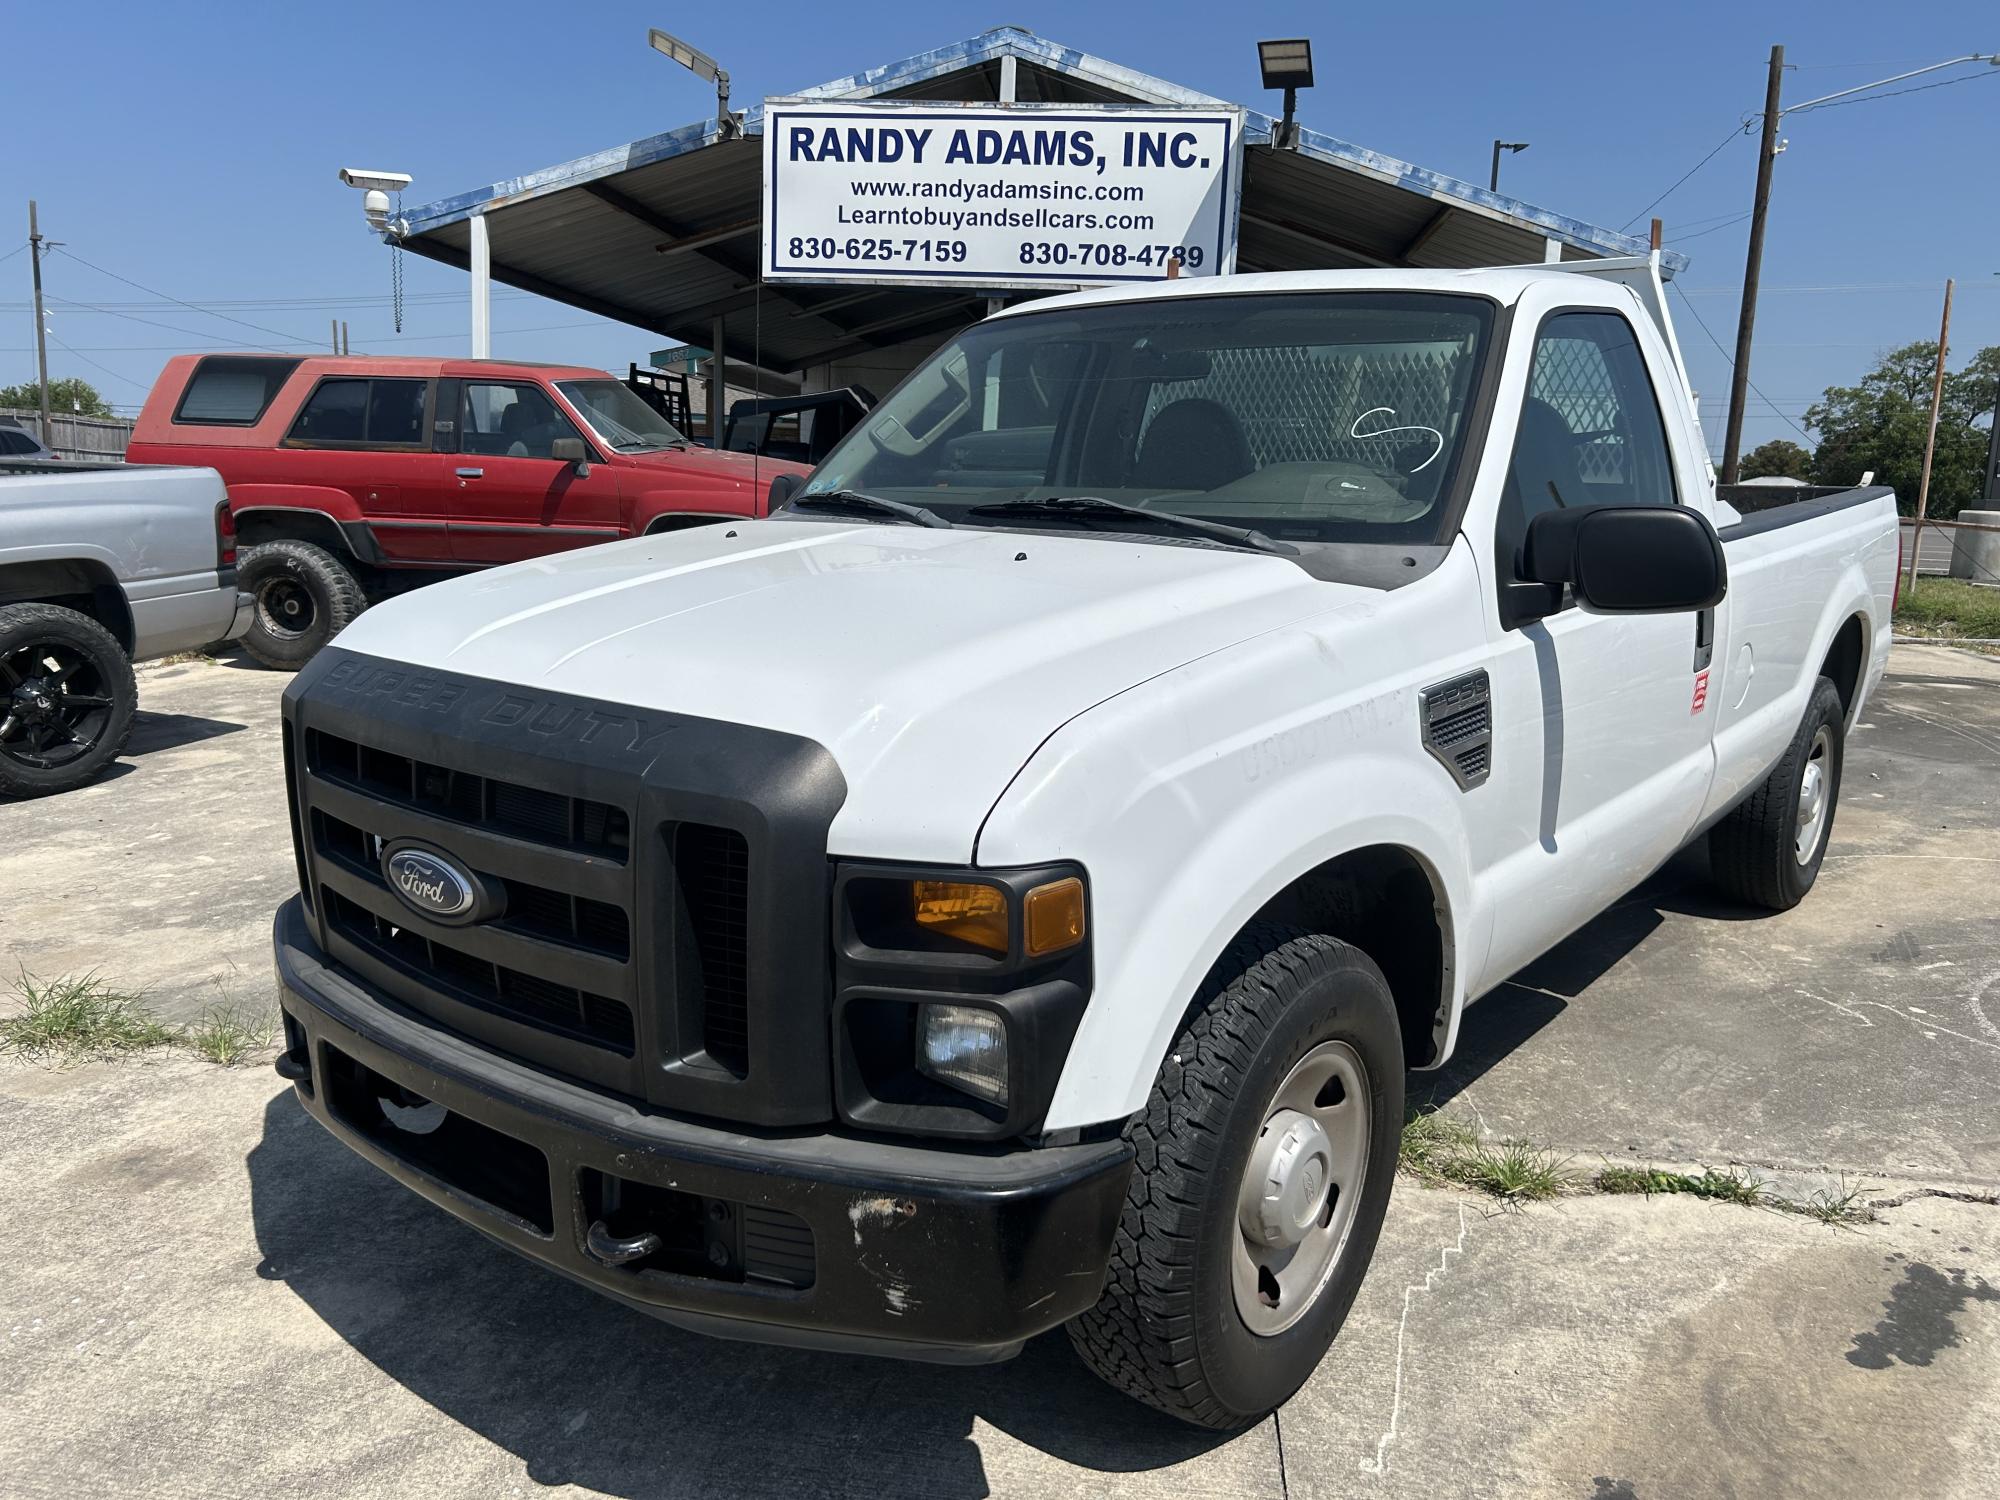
[1468,305,1722,986]
[448,380,622,564]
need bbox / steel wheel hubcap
[1795,726,1832,863]
[1232,1040,1371,1336]
[259,579,316,639]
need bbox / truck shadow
[1418,842,1779,1109]
[125,710,245,757]
[245,1096,1234,1497]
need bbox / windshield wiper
[782,488,954,529]
[965,496,1293,555]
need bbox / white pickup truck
[269,259,1897,1428]
[1,461,250,796]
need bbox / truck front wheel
[238,541,366,671]
[1068,924,1404,1429]
[1708,674,1845,911]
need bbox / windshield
[801,292,1494,548]
[556,380,687,451]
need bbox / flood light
[649,27,737,138]
[1257,38,1314,150]
[1257,39,1314,90]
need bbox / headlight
[912,881,1010,954]
[916,1003,1008,1104]
[851,872,1087,961]
[833,861,1092,1140]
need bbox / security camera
[338,168,413,192]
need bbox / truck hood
[332,520,1352,860]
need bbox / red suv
[128,355,810,668]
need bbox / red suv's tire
[238,541,365,671]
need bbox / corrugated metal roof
[395,26,1685,373]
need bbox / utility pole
[1906,278,1954,596]
[1722,44,1785,485]
[27,200,53,450]
[1984,375,2000,504]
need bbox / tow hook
[586,1220,663,1267]
[273,1052,309,1082]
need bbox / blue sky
[7,0,1997,457]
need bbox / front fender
[977,619,1479,1134]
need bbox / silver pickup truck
[0,460,251,796]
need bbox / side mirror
[1522,505,1726,613]
[550,436,590,475]
[768,472,803,511]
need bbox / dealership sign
[761,100,1242,291]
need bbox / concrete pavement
[3,644,1998,1497]
[2,1053,1995,1499]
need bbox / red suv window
[286,377,430,449]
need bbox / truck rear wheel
[1708,674,1845,911]
[0,602,137,798]
[239,540,365,671]
[1067,924,1403,1429]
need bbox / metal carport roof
[393,26,1685,377]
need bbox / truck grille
[284,651,847,1125]
[308,728,630,859]
[672,823,751,1075]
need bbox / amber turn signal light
[912,880,1010,954]
[1024,877,1086,957]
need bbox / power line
[42,329,151,391]
[1670,212,1753,244]
[0,320,613,353]
[1785,66,2000,115]
[1679,280,2000,295]
[47,246,335,349]
[1671,281,1815,443]
[0,288,538,313]
[1620,123,1749,232]
[45,294,311,353]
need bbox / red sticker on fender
[1691,669,1710,715]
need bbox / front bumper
[272,896,1131,1362]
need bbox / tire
[238,540,365,671]
[0,602,137,798]
[1709,675,1845,912]
[1068,923,1404,1428]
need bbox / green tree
[1806,342,2000,519]
[1739,439,1813,482]
[0,377,113,418]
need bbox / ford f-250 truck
[268,259,1897,1428]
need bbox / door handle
[1693,607,1715,672]
[455,467,484,479]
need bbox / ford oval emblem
[383,844,478,922]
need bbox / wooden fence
[0,408,136,462]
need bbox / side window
[461,383,583,460]
[286,377,430,448]
[173,356,302,426]
[290,379,368,443]
[1495,311,1677,586]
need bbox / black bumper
[272,897,1132,1363]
